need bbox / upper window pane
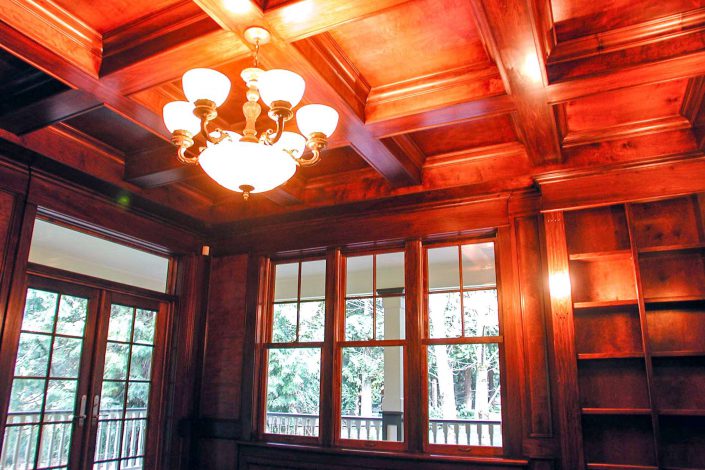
[28,220,169,293]
[377,252,404,291]
[461,242,496,288]
[346,256,373,296]
[428,247,460,291]
[274,263,298,302]
[301,260,326,300]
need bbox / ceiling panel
[564,79,688,132]
[327,0,489,87]
[299,146,370,180]
[409,115,519,156]
[52,0,184,33]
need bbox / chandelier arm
[261,114,286,145]
[177,145,199,165]
[295,149,321,167]
[200,118,229,145]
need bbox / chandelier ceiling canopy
[162,26,339,200]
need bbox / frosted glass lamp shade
[258,69,305,107]
[199,140,297,193]
[296,104,339,137]
[163,101,200,135]
[182,68,231,106]
[273,131,306,158]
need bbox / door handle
[77,394,87,426]
[91,394,100,425]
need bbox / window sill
[236,440,528,466]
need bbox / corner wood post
[543,211,584,469]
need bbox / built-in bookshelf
[563,195,705,469]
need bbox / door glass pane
[94,303,157,469]
[1,288,88,470]
[341,347,404,442]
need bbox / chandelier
[161,27,339,200]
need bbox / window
[425,242,502,448]
[264,259,326,438]
[258,238,507,453]
[340,252,405,445]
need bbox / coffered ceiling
[0,0,704,227]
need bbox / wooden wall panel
[513,217,552,438]
[199,254,249,419]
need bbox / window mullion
[405,240,425,452]
[319,248,341,447]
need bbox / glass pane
[103,343,130,380]
[461,242,496,288]
[56,295,87,337]
[274,262,299,302]
[94,420,123,461]
[265,348,321,437]
[1,424,39,469]
[21,289,58,333]
[134,309,156,344]
[346,255,373,296]
[463,289,499,337]
[428,292,461,338]
[341,347,403,442]
[129,345,153,380]
[272,303,297,343]
[377,296,405,340]
[99,381,125,416]
[345,298,373,341]
[122,457,143,470]
[45,380,77,412]
[377,252,404,291]
[427,343,502,447]
[121,419,146,458]
[126,383,150,411]
[38,422,72,467]
[107,305,133,342]
[300,260,325,300]
[427,246,460,291]
[8,379,45,419]
[50,337,83,378]
[94,460,119,470]
[299,301,325,342]
[14,333,51,377]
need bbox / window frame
[335,247,408,451]
[422,237,507,457]
[258,256,327,445]
[255,234,513,457]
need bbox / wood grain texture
[199,255,248,419]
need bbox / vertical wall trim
[543,212,584,469]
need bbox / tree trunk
[361,374,372,417]
[429,297,457,418]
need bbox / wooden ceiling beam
[470,0,562,165]
[547,50,705,104]
[262,0,415,42]
[0,89,102,135]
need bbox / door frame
[0,264,175,470]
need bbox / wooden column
[320,248,341,447]
[542,212,583,470]
[404,239,424,452]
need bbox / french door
[0,275,168,470]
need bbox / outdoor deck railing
[2,408,147,470]
[265,412,501,446]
